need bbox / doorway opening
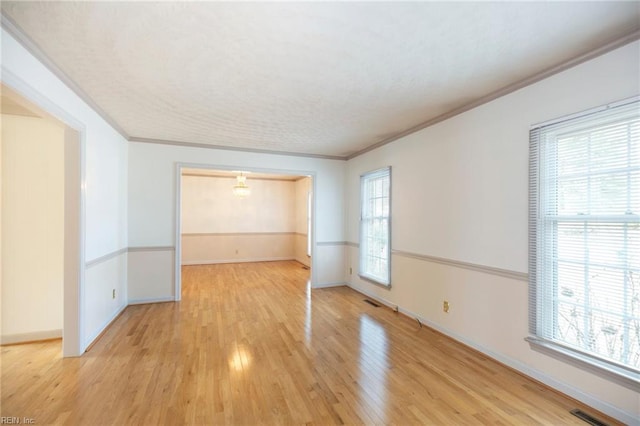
[175,165,315,299]
[1,83,83,357]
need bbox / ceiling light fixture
[233,172,251,198]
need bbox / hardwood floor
[1,261,619,425]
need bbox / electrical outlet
[349,267,352,275]
[235,249,239,254]
[112,289,116,299]
[443,300,450,313]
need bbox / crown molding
[1,12,130,140]
[346,29,640,160]
[128,136,346,161]
[182,172,299,182]
[4,9,637,162]
[182,232,296,237]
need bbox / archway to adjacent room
[174,164,315,300]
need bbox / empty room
[1,1,639,425]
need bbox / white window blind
[529,98,640,379]
[360,167,391,286]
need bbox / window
[529,98,639,384]
[360,167,391,286]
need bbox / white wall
[128,143,345,302]
[181,174,298,264]
[1,114,64,343]
[182,175,295,233]
[345,41,640,423]
[1,29,129,354]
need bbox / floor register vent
[363,299,381,307]
[570,409,608,426]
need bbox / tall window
[360,167,391,286]
[529,98,639,381]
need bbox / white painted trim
[130,137,345,161]
[1,68,87,358]
[346,283,398,311]
[346,29,640,160]
[310,174,317,288]
[175,165,184,302]
[1,329,63,345]
[76,120,87,357]
[347,282,638,425]
[316,241,348,246]
[85,247,127,268]
[128,246,175,252]
[128,297,175,305]
[3,10,637,163]
[295,257,311,268]
[82,303,127,352]
[182,232,296,237]
[392,249,528,281]
[313,281,347,289]
[182,257,295,266]
[530,95,640,130]
[346,242,527,282]
[182,172,300,182]
[0,13,130,140]
[526,336,638,391]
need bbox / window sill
[525,336,639,391]
[358,274,391,289]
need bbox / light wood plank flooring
[1,261,619,425]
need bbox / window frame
[527,96,640,390]
[359,167,392,287]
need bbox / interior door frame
[2,70,86,357]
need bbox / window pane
[532,100,640,373]
[360,169,391,285]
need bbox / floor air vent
[570,409,608,426]
[363,299,381,307]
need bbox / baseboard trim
[347,282,637,425]
[294,258,311,267]
[83,303,127,353]
[313,281,347,289]
[128,297,176,305]
[1,329,62,345]
[181,257,294,266]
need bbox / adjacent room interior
[178,168,313,295]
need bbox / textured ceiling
[2,2,639,158]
